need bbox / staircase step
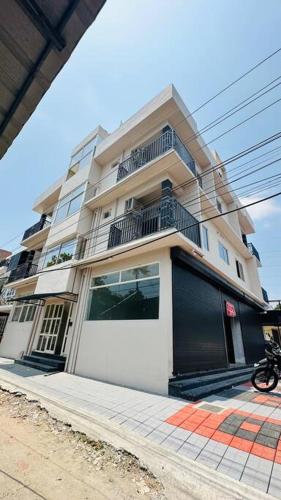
[23,355,65,369]
[31,351,65,362]
[180,373,252,401]
[169,367,253,394]
[15,359,57,373]
[170,364,253,381]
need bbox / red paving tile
[212,430,233,445]
[196,425,216,438]
[240,422,261,433]
[165,398,281,463]
[230,437,253,453]
[252,443,276,461]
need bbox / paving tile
[255,434,278,449]
[110,414,128,424]
[162,435,184,452]
[217,457,244,481]
[157,422,175,435]
[177,442,202,460]
[186,433,209,449]
[204,439,228,456]
[224,447,249,465]
[196,448,222,469]
[133,423,154,437]
[121,418,140,431]
[241,455,273,493]
[146,429,167,444]
[170,427,191,441]
[236,428,257,441]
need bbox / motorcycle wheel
[251,367,278,392]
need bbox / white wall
[0,320,32,359]
[73,248,173,395]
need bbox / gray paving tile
[204,439,228,457]
[241,455,273,493]
[223,447,249,465]
[217,457,244,481]
[268,464,281,498]
[196,449,222,469]
[121,418,140,431]
[110,414,127,424]
[186,433,209,449]
[170,427,191,441]
[133,423,154,437]
[146,430,167,444]
[162,435,184,452]
[178,442,201,460]
[157,422,175,435]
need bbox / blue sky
[1,0,281,298]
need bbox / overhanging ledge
[9,291,78,306]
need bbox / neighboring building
[0,85,267,394]
[0,251,12,342]
[0,0,106,159]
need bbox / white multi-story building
[0,85,267,395]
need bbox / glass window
[87,278,160,321]
[88,263,160,321]
[44,239,76,268]
[236,260,245,281]
[219,242,229,264]
[121,264,159,282]
[92,272,120,287]
[12,306,21,321]
[70,139,96,168]
[216,198,222,213]
[54,184,85,224]
[202,226,209,251]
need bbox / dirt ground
[0,389,165,500]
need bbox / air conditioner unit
[125,198,142,212]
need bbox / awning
[8,291,78,306]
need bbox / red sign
[226,301,236,318]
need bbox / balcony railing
[108,197,201,250]
[22,218,51,241]
[247,242,261,262]
[116,129,196,182]
[7,263,38,284]
[262,287,269,303]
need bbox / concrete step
[15,359,56,373]
[170,364,252,381]
[31,351,65,362]
[24,355,65,369]
[180,373,252,401]
[169,367,253,395]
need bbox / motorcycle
[251,340,281,392]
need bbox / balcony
[116,129,196,182]
[262,287,269,303]
[108,197,201,250]
[247,242,261,264]
[22,217,51,242]
[7,262,38,284]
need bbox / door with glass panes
[37,304,64,353]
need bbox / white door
[36,304,64,354]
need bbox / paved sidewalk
[0,359,280,498]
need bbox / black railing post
[160,180,175,230]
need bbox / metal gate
[36,304,64,353]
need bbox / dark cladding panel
[238,302,265,363]
[172,263,228,374]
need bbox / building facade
[0,85,267,394]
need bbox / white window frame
[54,183,86,224]
[202,225,209,251]
[12,303,36,323]
[90,262,160,290]
[219,241,229,265]
[42,238,77,269]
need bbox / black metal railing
[247,242,261,262]
[108,198,201,250]
[7,262,38,284]
[22,218,51,241]
[262,287,269,303]
[116,129,196,182]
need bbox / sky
[0,0,281,298]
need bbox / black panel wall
[172,263,228,374]
[238,302,265,363]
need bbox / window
[12,304,35,322]
[70,138,96,169]
[216,198,222,213]
[87,263,160,321]
[43,239,76,268]
[236,260,245,281]
[219,242,229,264]
[103,210,112,219]
[202,226,209,251]
[54,184,86,223]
